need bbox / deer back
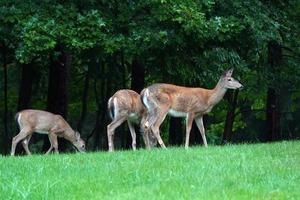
[143,84,213,113]
[108,90,145,120]
[17,109,71,134]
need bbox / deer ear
[75,131,80,140]
[222,68,233,77]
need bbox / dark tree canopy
[0,0,300,154]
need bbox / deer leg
[142,130,150,150]
[140,116,151,149]
[45,143,53,154]
[21,134,32,155]
[52,134,59,154]
[11,128,32,156]
[47,133,58,154]
[107,115,127,152]
[195,116,208,147]
[150,108,169,149]
[127,121,137,151]
[185,113,195,149]
[144,107,159,130]
[147,129,158,149]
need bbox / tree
[0,0,300,153]
[1,42,9,154]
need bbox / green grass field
[1,141,300,200]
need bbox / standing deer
[11,109,86,156]
[140,69,243,149]
[107,89,156,152]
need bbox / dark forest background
[0,0,300,155]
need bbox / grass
[1,141,300,200]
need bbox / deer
[107,89,157,152]
[11,109,86,156]
[140,69,243,149]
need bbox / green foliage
[1,141,300,199]
[0,0,300,150]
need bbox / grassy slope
[1,141,300,200]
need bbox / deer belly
[34,128,50,134]
[168,109,187,117]
[33,127,49,134]
[128,113,139,123]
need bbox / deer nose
[239,84,244,90]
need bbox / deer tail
[140,88,151,109]
[107,97,115,119]
[15,111,21,129]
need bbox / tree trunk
[46,51,70,118]
[189,122,202,146]
[266,88,280,141]
[93,61,109,151]
[222,90,239,143]
[17,63,35,111]
[92,110,102,150]
[131,59,145,93]
[15,62,35,155]
[265,40,282,141]
[43,46,70,152]
[169,118,183,146]
[2,43,9,155]
[77,67,90,133]
[129,58,145,148]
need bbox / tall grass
[1,141,300,200]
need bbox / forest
[0,0,300,155]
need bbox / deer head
[72,131,86,152]
[220,68,243,90]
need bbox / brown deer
[107,89,156,152]
[11,109,86,156]
[140,69,243,149]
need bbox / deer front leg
[195,116,208,147]
[11,128,32,156]
[185,113,195,149]
[127,121,137,150]
[46,133,58,154]
[107,116,127,152]
[21,134,32,155]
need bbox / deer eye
[227,78,232,81]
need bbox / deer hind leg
[185,113,195,149]
[107,115,127,152]
[195,116,208,147]
[141,127,156,150]
[144,107,159,130]
[140,115,158,150]
[150,107,170,149]
[11,128,32,156]
[21,134,32,155]
[127,121,137,150]
[142,129,150,150]
[140,116,150,149]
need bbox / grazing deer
[11,109,86,156]
[107,89,157,152]
[141,69,243,149]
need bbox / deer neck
[63,128,76,142]
[207,80,227,107]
